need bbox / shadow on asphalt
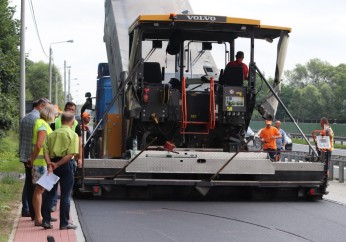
[74,186,323,203]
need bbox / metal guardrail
[251,129,346,182]
[280,152,346,183]
[252,130,346,145]
[290,133,346,145]
[250,121,346,137]
[329,158,346,183]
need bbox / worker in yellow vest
[42,112,80,230]
[51,102,82,166]
[50,102,82,212]
[319,117,334,193]
[320,117,334,162]
[29,104,56,226]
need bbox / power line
[28,0,48,58]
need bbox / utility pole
[48,40,73,101]
[55,74,58,104]
[19,0,26,119]
[68,68,71,101]
[48,47,53,101]
[64,60,66,104]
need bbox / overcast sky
[10,0,346,104]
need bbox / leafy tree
[306,59,333,87]
[319,83,336,118]
[0,0,20,136]
[275,83,294,121]
[284,59,333,88]
[26,61,49,99]
[26,61,64,107]
[301,84,322,121]
[331,64,346,86]
[282,59,346,122]
[284,64,308,88]
[287,88,304,121]
[331,64,346,119]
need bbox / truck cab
[117,14,290,153]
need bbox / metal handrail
[280,152,346,183]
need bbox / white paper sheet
[36,171,60,191]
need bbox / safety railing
[280,152,346,183]
[329,158,346,183]
[290,133,346,145]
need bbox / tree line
[0,1,64,138]
[255,59,346,124]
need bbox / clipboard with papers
[36,171,60,191]
[316,135,331,149]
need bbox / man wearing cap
[226,51,249,80]
[19,98,50,219]
[259,120,282,161]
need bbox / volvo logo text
[187,15,217,21]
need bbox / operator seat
[143,62,162,84]
[220,65,244,86]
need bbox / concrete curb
[8,203,22,242]
[71,199,86,242]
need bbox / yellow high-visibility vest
[32,119,52,166]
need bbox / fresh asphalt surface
[75,145,346,242]
[75,198,346,242]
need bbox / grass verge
[0,131,23,242]
[0,176,22,242]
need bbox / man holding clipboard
[319,117,334,164]
[41,112,79,230]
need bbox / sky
[10,0,346,104]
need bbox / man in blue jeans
[50,102,82,211]
[41,112,79,229]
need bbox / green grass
[0,130,19,153]
[0,130,22,173]
[0,176,22,242]
[0,131,23,242]
[0,152,23,173]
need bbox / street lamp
[64,60,66,103]
[55,74,58,104]
[48,40,73,101]
[68,76,78,102]
[66,65,71,103]
[71,84,80,103]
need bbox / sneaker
[51,217,58,222]
[51,205,57,212]
[42,223,53,229]
[60,224,77,230]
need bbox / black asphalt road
[75,198,346,242]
